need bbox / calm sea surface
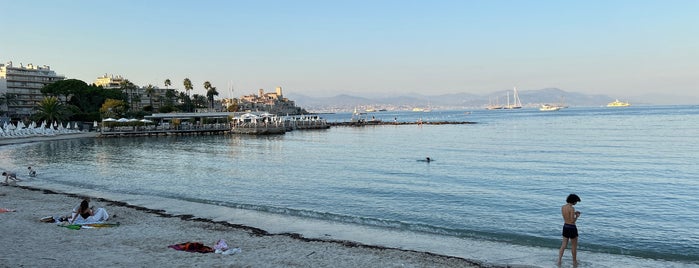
[3,105,698,267]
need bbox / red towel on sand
[168,242,214,253]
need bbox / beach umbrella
[139,119,154,124]
[117,118,129,123]
[103,118,116,122]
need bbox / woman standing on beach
[558,194,582,265]
[69,198,109,224]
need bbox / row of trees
[1,77,233,124]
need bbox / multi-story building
[238,86,307,115]
[94,74,126,89]
[0,61,65,118]
[94,74,170,111]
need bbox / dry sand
[0,134,485,268]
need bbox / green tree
[183,78,193,112]
[165,89,177,106]
[164,79,171,89]
[226,99,239,112]
[0,93,18,116]
[120,79,138,112]
[31,96,72,123]
[183,78,193,96]
[41,79,125,122]
[192,94,207,109]
[144,84,155,108]
[99,99,128,119]
[40,79,88,103]
[206,86,219,110]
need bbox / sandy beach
[0,134,484,268]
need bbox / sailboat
[503,87,522,109]
[486,96,503,110]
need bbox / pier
[328,121,477,127]
[98,124,230,137]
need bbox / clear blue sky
[3,0,698,99]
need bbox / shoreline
[0,132,99,146]
[0,134,486,267]
[1,184,485,267]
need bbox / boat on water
[350,107,382,126]
[230,112,286,134]
[539,104,562,112]
[607,99,631,107]
[503,87,522,109]
[486,96,503,110]
[412,107,431,112]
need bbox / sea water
[2,105,698,267]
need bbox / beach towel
[168,242,214,253]
[60,223,120,230]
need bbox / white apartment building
[0,61,65,118]
[94,74,126,89]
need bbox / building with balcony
[94,74,126,89]
[0,61,65,118]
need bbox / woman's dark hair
[79,200,90,212]
[566,194,581,203]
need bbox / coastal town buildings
[94,74,126,89]
[238,86,307,115]
[0,61,65,118]
[94,74,169,111]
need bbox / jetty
[328,121,476,127]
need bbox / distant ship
[607,99,631,107]
[539,104,562,112]
[486,96,503,110]
[503,87,522,109]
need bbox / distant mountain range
[286,88,698,112]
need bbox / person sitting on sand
[27,166,36,177]
[69,198,109,224]
[2,171,21,184]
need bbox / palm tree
[164,79,171,89]
[32,96,71,123]
[203,81,211,92]
[206,86,219,110]
[165,89,177,106]
[192,94,207,109]
[183,78,193,112]
[120,79,138,112]
[0,93,18,116]
[183,78,193,97]
[144,84,155,108]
